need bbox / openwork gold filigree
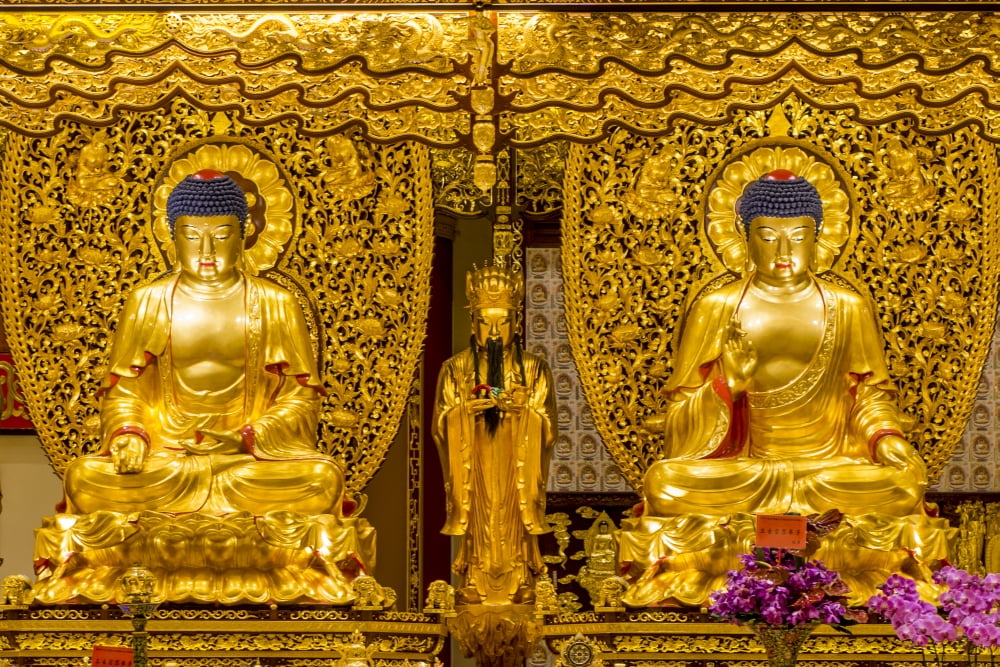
[0,102,433,494]
[562,110,1000,490]
[431,148,487,216]
[516,143,566,217]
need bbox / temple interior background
[3,5,1000,667]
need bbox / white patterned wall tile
[930,307,1000,492]
[526,247,631,493]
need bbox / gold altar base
[541,611,951,667]
[618,512,949,608]
[0,604,446,667]
[32,511,377,605]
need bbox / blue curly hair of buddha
[736,169,823,235]
[166,169,249,236]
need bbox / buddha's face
[175,214,242,285]
[473,306,514,349]
[747,215,816,286]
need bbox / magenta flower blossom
[708,547,864,629]
[868,565,1000,664]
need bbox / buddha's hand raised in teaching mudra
[721,316,758,397]
[875,434,928,487]
[110,434,148,474]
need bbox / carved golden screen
[561,108,1000,491]
[0,102,433,495]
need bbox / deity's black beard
[484,337,504,436]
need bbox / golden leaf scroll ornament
[0,105,432,495]
[562,119,1000,491]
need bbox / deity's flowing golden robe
[620,276,953,607]
[433,347,557,603]
[62,273,344,516]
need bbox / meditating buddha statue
[618,170,954,608]
[433,261,557,606]
[33,170,376,605]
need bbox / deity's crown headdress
[736,169,823,232]
[166,169,249,233]
[466,258,524,311]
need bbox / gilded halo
[706,144,852,274]
[153,142,294,275]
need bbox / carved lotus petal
[29,205,57,224]
[919,321,948,340]
[33,294,59,310]
[52,323,82,341]
[378,288,403,307]
[899,243,927,264]
[351,317,385,338]
[611,323,640,343]
[330,409,358,428]
[590,205,619,225]
[77,247,107,265]
[635,248,664,267]
[940,292,967,312]
[596,294,618,312]
[334,238,363,258]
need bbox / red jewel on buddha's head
[764,169,799,181]
[192,169,226,180]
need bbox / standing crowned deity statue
[33,170,376,605]
[433,260,557,606]
[619,169,954,608]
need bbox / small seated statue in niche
[33,170,376,605]
[618,170,954,608]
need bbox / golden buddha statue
[433,261,557,606]
[618,170,954,608]
[33,170,376,605]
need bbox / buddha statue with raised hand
[619,170,953,608]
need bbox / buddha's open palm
[722,316,758,396]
